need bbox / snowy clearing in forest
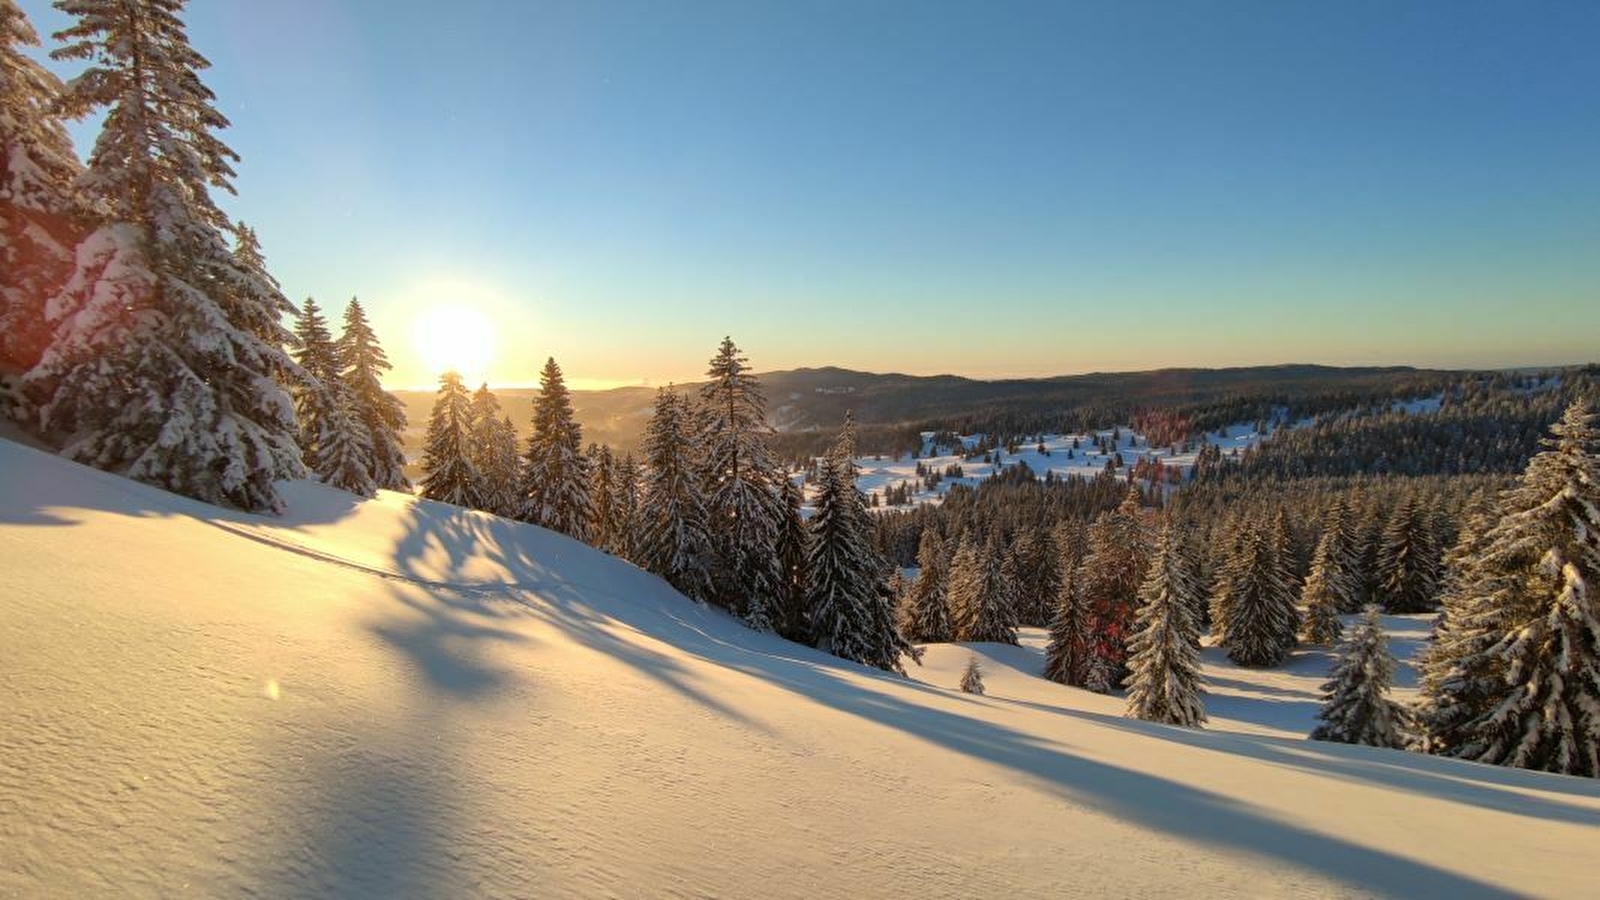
[4,436,1597,898]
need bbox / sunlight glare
[412,305,496,385]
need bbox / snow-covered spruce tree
[609,452,642,562]
[520,356,593,541]
[638,387,712,601]
[1124,519,1207,726]
[1043,562,1095,686]
[468,384,519,517]
[772,474,812,641]
[1311,606,1406,748]
[963,535,1020,644]
[289,296,340,465]
[1413,502,1504,754]
[1377,493,1443,614]
[1012,527,1062,628]
[805,420,917,673]
[228,221,298,387]
[1318,498,1367,613]
[0,0,81,380]
[1300,530,1346,646]
[945,534,984,639]
[418,371,482,508]
[25,0,303,512]
[899,528,952,643]
[336,297,409,491]
[1219,516,1301,667]
[586,442,617,550]
[314,381,375,496]
[1077,486,1151,675]
[959,654,985,695]
[696,337,784,627]
[1438,401,1600,776]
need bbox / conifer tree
[468,386,520,518]
[289,296,339,464]
[959,535,1019,644]
[25,0,302,511]
[336,297,410,491]
[899,528,952,643]
[945,535,984,639]
[1078,487,1150,674]
[1311,607,1406,748]
[1318,498,1366,613]
[418,371,481,508]
[1429,401,1600,775]
[696,337,784,626]
[1300,531,1346,645]
[587,442,618,550]
[1413,503,1503,754]
[772,475,811,641]
[1044,562,1095,686]
[0,0,80,378]
[1219,515,1301,667]
[1124,519,1207,726]
[638,387,712,600]
[314,382,375,497]
[610,452,642,561]
[1377,493,1443,613]
[805,419,916,673]
[520,356,593,541]
[959,654,985,695]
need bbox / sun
[412,305,495,385]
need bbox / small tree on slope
[418,371,482,508]
[772,475,811,641]
[1125,520,1207,727]
[26,0,302,511]
[1311,606,1406,748]
[290,296,340,465]
[959,654,985,695]
[638,387,712,601]
[314,383,375,497]
[469,385,520,518]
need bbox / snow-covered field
[4,436,1598,898]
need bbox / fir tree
[1300,531,1346,645]
[468,384,519,517]
[1433,401,1600,775]
[1043,560,1095,686]
[1311,607,1407,748]
[1219,515,1301,667]
[1319,498,1367,613]
[587,442,617,550]
[610,452,642,562]
[1413,502,1503,754]
[960,535,1019,644]
[1377,493,1443,613]
[289,296,340,465]
[638,387,712,601]
[899,528,952,643]
[336,297,409,491]
[772,475,811,641]
[959,654,985,695]
[25,0,302,511]
[520,356,593,541]
[418,371,481,508]
[805,419,917,673]
[1077,487,1150,675]
[314,382,375,497]
[1124,519,1207,726]
[0,0,80,378]
[696,337,784,626]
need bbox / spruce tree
[1219,515,1301,667]
[772,474,812,641]
[336,297,410,491]
[1319,498,1366,613]
[1413,503,1503,754]
[468,384,519,517]
[289,296,340,465]
[805,420,916,673]
[314,382,375,497]
[25,0,302,511]
[945,535,984,639]
[1435,401,1600,776]
[610,452,642,562]
[959,654,985,695]
[418,371,482,508]
[1311,606,1406,748]
[696,337,784,626]
[638,387,712,601]
[1377,493,1443,614]
[1044,561,1095,686]
[587,443,618,550]
[961,535,1020,644]
[1078,487,1150,675]
[899,528,952,643]
[0,0,80,378]
[1124,519,1206,726]
[520,356,593,541]
[1300,531,1346,645]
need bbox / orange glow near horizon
[411,305,496,386]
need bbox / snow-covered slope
[3,438,1598,898]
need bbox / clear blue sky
[17,0,1600,388]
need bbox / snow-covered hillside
[4,437,1598,897]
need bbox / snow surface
[4,437,1599,898]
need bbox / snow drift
[2,437,1597,897]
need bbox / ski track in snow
[4,435,1598,899]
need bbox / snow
[4,436,1600,897]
